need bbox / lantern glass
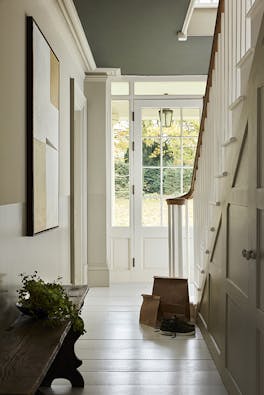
[158,108,173,128]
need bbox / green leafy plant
[17,271,85,334]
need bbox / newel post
[167,197,186,277]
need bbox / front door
[133,101,201,281]
[111,99,201,282]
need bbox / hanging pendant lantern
[158,108,173,128]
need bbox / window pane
[142,168,161,226]
[114,174,130,227]
[134,81,206,95]
[163,168,182,197]
[142,138,160,166]
[142,108,160,137]
[162,138,181,166]
[139,106,201,227]
[182,108,200,136]
[182,137,197,166]
[183,168,193,193]
[111,82,129,95]
[112,100,129,226]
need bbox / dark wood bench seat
[0,285,88,395]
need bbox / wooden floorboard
[40,283,228,395]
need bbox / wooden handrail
[167,0,225,206]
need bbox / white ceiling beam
[177,0,196,41]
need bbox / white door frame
[110,97,202,282]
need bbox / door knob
[242,249,257,260]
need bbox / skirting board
[87,265,109,287]
[197,313,239,395]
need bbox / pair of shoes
[159,316,195,336]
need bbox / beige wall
[85,78,109,286]
[0,0,87,326]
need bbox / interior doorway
[110,97,201,282]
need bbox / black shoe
[160,318,177,333]
[160,316,195,336]
[173,317,195,336]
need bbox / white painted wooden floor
[41,283,228,395]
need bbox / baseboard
[87,265,109,287]
[110,270,167,283]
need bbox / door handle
[242,249,257,260]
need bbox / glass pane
[114,174,130,226]
[163,168,182,197]
[142,168,161,226]
[182,137,197,166]
[182,108,200,136]
[162,138,181,166]
[162,109,181,136]
[142,138,160,166]
[183,168,193,193]
[134,81,206,95]
[112,100,129,226]
[142,108,160,137]
[111,82,129,95]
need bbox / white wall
[84,77,109,286]
[0,0,87,327]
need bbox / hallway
[42,284,228,394]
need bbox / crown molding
[94,68,121,76]
[85,68,121,82]
[84,73,108,83]
[57,0,96,72]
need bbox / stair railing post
[167,198,186,278]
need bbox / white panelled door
[111,99,201,282]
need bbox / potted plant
[17,271,85,334]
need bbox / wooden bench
[0,285,88,395]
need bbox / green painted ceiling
[73,0,213,75]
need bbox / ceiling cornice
[57,0,96,72]
[84,73,109,82]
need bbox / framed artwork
[26,17,59,235]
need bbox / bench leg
[40,323,84,388]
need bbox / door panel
[232,129,248,189]
[111,238,130,271]
[257,329,264,395]
[257,86,264,188]
[257,209,264,312]
[223,116,250,394]
[226,295,248,394]
[143,238,168,269]
[227,204,249,296]
[209,223,225,352]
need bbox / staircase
[192,0,264,300]
[168,2,264,393]
[168,0,264,299]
